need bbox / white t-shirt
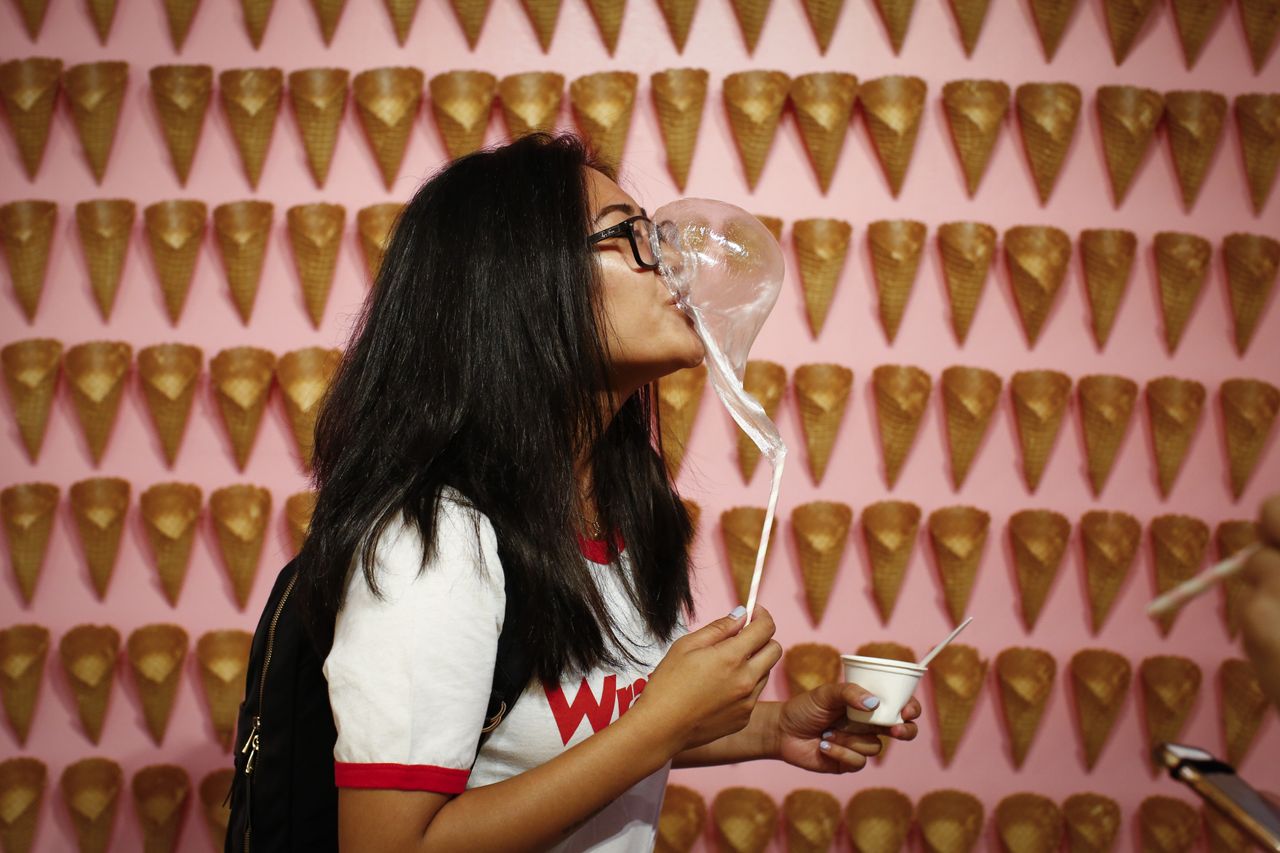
[323,490,684,852]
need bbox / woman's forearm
[671,701,781,768]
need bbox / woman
[294,131,921,853]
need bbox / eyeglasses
[587,214,659,271]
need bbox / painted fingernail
[819,740,831,751]
[728,605,747,619]
[821,730,833,740]
[864,696,880,709]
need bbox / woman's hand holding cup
[773,682,921,774]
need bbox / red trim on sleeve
[576,530,625,565]
[333,762,470,793]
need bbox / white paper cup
[840,654,926,726]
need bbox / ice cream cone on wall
[2,483,59,604]
[754,214,782,242]
[783,789,840,853]
[583,0,625,52]
[1028,0,1078,58]
[801,0,846,52]
[144,199,206,323]
[518,0,561,50]
[357,202,402,285]
[1223,232,1280,355]
[353,67,424,191]
[0,756,45,853]
[1008,509,1070,630]
[940,365,1001,489]
[498,72,564,139]
[996,646,1056,768]
[570,71,638,172]
[1220,378,1280,499]
[0,199,57,322]
[127,623,188,746]
[1080,510,1140,633]
[729,0,772,52]
[651,68,708,191]
[238,0,275,46]
[1169,0,1225,67]
[872,364,931,488]
[1163,91,1226,210]
[868,219,926,342]
[1078,228,1136,348]
[1077,374,1138,496]
[937,221,995,344]
[857,641,913,664]
[1140,655,1201,764]
[1097,85,1164,205]
[210,485,271,610]
[1149,514,1210,636]
[199,769,234,850]
[1063,793,1121,853]
[721,506,773,605]
[712,787,776,853]
[946,0,991,54]
[307,0,347,43]
[1203,800,1250,853]
[792,218,851,338]
[1239,0,1280,70]
[723,70,790,190]
[789,72,857,193]
[132,764,190,853]
[213,200,273,323]
[942,79,1009,197]
[0,58,62,180]
[918,789,983,853]
[1138,796,1199,853]
[288,68,349,188]
[286,204,345,328]
[1216,520,1258,638]
[63,62,127,184]
[448,0,490,47]
[59,624,120,743]
[927,506,989,626]
[2,338,62,462]
[791,502,851,626]
[430,71,497,161]
[1219,658,1267,766]
[872,0,918,52]
[656,784,705,853]
[1069,649,1130,770]
[150,65,213,186]
[137,343,203,466]
[1015,83,1081,203]
[1102,0,1159,63]
[656,0,700,51]
[1235,94,1280,215]
[163,0,203,49]
[219,68,283,190]
[140,482,202,605]
[860,499,920,623]
[75,199,135,321]
[1145,377,1205,498]
[196,630,252,750]
[658,364,706,478]
[1154,231,1211,352]
[278,347,342,471]
[65,341,132,466]
[859,75,926,197]
[845,787,911,853]
[1003,225,1070,346]
[211,346,276,471]
[995,793,1063,853]
[60,757,122,853]
[929,643,985,766]
[0,624,49,745]
[70,477,130,600]
[794,364,852,483]
[286,490,317,553]
[736,361,785,482]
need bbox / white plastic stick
[743,459,783,626]
[917,616,974,668]
[1145,543,1261,619]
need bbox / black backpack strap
[477,569,531,752]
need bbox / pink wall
[1,0,1278,847]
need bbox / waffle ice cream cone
[69,477,129,600]
[0,58,62,180]
[2,338,62,461]
[868,219,926,342]
[140,482,202,605]
[736,361,786,482]
[1097,85,1164,205]
[0,624,49,745]
[210,484,271,609]
[60,757,122,853]
[286,490,317,553]
[278,347,341,470]
[138,343,202,466]
[288,68,349,188]
[996,647,1056,769]
[286,203,345,328]
[789,72,857,193]
[1220,378,1280,499]
[657,784,705,853]
[199,769,234,850]
[790,502,851,625]
[1202,801,1249,853]
[942,80,1009,196]
[0,199,57,322]
[85,0,117,41]
[219,68,283,189]
[723,70,790,189]
[1219,658,1267,766]
[860,75,926,197]
[1015,83,1082,203]
[1010,371,1072,493]
[0,756,45,853]
[1164,91,1226,210]
[947,0,991,54]
[1141,655,1201,764]
[783,789,840,853]
[162,0,201,49]
[1078,228,1136,348]
[1149,513,1210,635]
[729,0,773,52]
[211,346,276,471]
[131,764,190,853]
[196,630,251,750]
[845,787,912,853]
[802,0,846,52]
[649,69,707,191]
[583,0,624,52]
[721,506,772,605]
[307,0,347,42]
[1240,0,1280,70]
[857,641,914,663]
[2,482,58,604]
[353,67,424,190]
[150,65,213,185]
[1216,519,1259,638]
[792,218,851,338]
[1235,94,1280,215]
[754,214,783,242]
[995,793,1063,853]
[570,71,637,171]
[1104,0,1160,62]
[1139,796,1199,852]
[712,787,776,853]
[860,500,920,623]
[657,0,699,50]
[59,624,120,743]
[63,62,127,184]
[448,0,490,47]
[127,624,188,745]
[498,72,563,139]
[928,506,989,626]
[1224,232,1280,355]
[1008,509,1070,630]
[929,643,986,766]
[213,200,273,323]
[937,221,995,344]
[873,364,932,488]
[1063,793,1120,853]
[1003,225,1070,346]
[1154,231,1212,352]
[75,199,135,320]
[143,199,206,323]
[1069,649,1130,770]
[1145,377,1205,497]
[66,341,132,465]
[658,364,706,478]
[873,0,918,52]
[1078,374,1138,496]
[356,202,402,285]
[941,366,1001,488]
[1170,0,1225,66]
[794,364,852,483]
[518,0,561,50]
[1080,510,1140,633]
[430,71,497,160]
[918,789,984,853]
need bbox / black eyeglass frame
[586,214,660,271]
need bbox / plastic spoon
[917,616,974,668]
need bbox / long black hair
[295,132,695,684]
